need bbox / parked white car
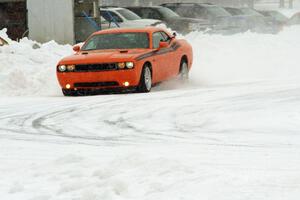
[100,7,163,29]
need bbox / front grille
[75,63,118,72]
[74,82,119,88]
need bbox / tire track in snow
[1,81,300,147]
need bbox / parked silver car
[100,7,162,29]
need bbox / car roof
[225,7,241,10]
[127,6,165,9]
[161,3,216,7]
[93,27,170,35]
[259,10,280,13]
[101,7,125,11]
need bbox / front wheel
[62,89,78,96]
[137,65,152,93]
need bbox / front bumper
[57,69,140,90]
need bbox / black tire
[137,64,152,93]
[62,89,78,97]
[179,60,189,82]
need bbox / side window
[176,7,191,17]
[167,6,176,12]
[202,9,210,19]
[195,7,207,19]
[140,8,161,19]
[152,32,165,49]
[100,16,109,24]
[101,11,123,23]
[149,9,161,20]
[130,9,142,17]
[160,31,171,43]
[140,8,151,19]
[84,38,97,50]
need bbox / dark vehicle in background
[126,6,211,34]
[160,3,248,34]
[258,10,288,26]
[239,7,264,17]
[161,3,232,20]
[224,7,244,16]
[287,12,300,26]
[225,7,280,33]
[239,7,282,33]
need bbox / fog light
[123,82,130,87]
[66,84,71,89]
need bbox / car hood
[59,49,154,65]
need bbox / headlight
[58,65,67,72]
[118,62,126,69]
[126,62,134,69]
[67,65,75,71]
[118,62,134,69]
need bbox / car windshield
[81,32,149,50]
[207,6,231,17]
[241,8,263,16]
[225,8,244,16]
[157,7,179,18]
[269,11,288,22]
[117,9,141,20]
[289,14,300,24]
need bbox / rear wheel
[137,64,152,93]
[179,60,189,82]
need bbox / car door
[161,31,181,78]
[151,31,174,82]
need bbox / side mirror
[158,41,168,49]
[172,32,177,38]
[73,45,81,52]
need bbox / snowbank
[187,26,300,86]
[0,26,300,96]
[0,30,72,96]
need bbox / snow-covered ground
[1,23,300,200]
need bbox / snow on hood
[0,26,300,96]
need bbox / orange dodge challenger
[57,27,193,96]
